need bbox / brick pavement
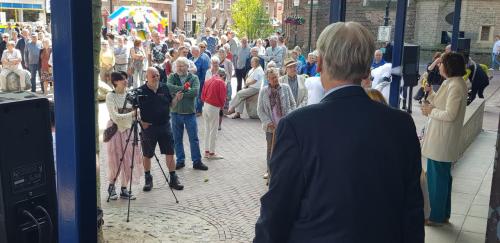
[99,108,268,242]
[99,72,500,242]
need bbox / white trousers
[203,103,220,153]
[229,87,259,113]
[0,68,26,91]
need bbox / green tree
[231,0,273,40]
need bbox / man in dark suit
[254,22,424,243]
[15,29,29,69]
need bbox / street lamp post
[293,0,300,47]
[383,0,391,26]
[307,0,313,53]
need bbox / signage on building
[378,26,391,42]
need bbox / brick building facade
[282,0,500,63]
[102,0,282,37]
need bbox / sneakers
[143,174,153,192]
[108,184,118,200]
[169,174,184,190]
[208,153,224,160]
[205,152,223,160]
[120,188,136,200]
[193,161,209,170]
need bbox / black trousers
[235,68,246,92]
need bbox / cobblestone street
[99,98,269,242]
[99,73,500,242]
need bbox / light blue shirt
[493,40,500,54]
[25,41,42,65]
[321,84,360,101]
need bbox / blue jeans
[196,79,205,113]
[491,53,500,69]
[171,113,202,165]
[29,64,39,92]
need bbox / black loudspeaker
[0,97,57,243]
[402,44,420,87]
[458,38,471,62]
[440,31,465,44]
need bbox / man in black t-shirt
[137,67,184,191]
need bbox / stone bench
[458,98,485,158]
[1,70,31,92]
[244,93,259,119]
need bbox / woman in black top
[427,52,444,91]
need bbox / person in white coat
[421,52,468,226]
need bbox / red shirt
[201,76,227,108]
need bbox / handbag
[103,122,118,142]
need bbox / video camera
[125,88,146,109]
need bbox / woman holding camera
[105,71,144,200]
[421,52,468,225]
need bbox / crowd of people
[101,26,323,198]
[0,23,53,94]
[99,20,487,241]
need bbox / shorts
[141,123,174,158]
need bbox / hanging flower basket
[284,16,305,25]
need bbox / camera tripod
[106,111,179,222]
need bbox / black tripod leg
[106,122,135,203]
[126,121,139,222]
[137,122,179,203]
[152,154,179,203]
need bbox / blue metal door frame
[51,0,97,242]
[451,0,462,51]
[330,0,346,23]
[388,0,408,108]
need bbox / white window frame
[212,0,217,9]
[220,0,224,10]
[184,13,193,33]
[185,0,192,6]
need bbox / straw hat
[284,58,298,68]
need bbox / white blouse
[106,91,135,132]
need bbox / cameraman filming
[137,67,184,191]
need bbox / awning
[0,3,43,10]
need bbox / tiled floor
[425,131,496,243]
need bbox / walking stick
[266,129,276,187]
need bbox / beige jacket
[278,74,308,108]
[422,76,468,162]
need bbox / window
[480,26,492,41]
[265,2,270,13]
[212,0,217,9]
[185,0,192,5]
[220,0,224,10]
[184,13,193,33]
